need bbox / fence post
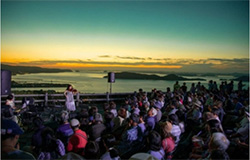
[106,92,109,102]
[45,92,48,107]
[76,92,80,107]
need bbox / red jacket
[67,129,88,155]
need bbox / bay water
[12,71,248,93]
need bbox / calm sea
[12,71,248,93]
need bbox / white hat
[70,119,80,127]
[193,100,202,108]
[151,107,157,117]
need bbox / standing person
[173,81,180,92]
[238,80,245,91]
[190,83,196,95]
[181,83,187,94]
[64,84,77,112]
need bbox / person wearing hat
[146,107,157,131]
[168,114,181,145]
[154,101,163,122]
[1,119,35,159]
[186,101,202,125]
[67,118,88,156]
[122,114,143,144]
[160,121,175,159]
[56,111,74,146]
[88,113,106,141]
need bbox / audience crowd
[1,80,249,160]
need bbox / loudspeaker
[1,70,11,95]
[108,72,115,83]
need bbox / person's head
[80,109,89,118]
[175,110,185,122]
[1,119,24,146]
[109,101,116,109]
[129,114,140,126]
[209,133,230,151]
[61,110,69,123]
[66,84,73,91]
[94,113,103,123]
[143,101,150,110]
[118,107,127,119]
[160,121,172,138]
[102,134,116,149]
[33,117,44,128]
[89,106,98,116]
[148,107,157,117]
[167,87,171,92]
[206,119,223,134]
[193,101,202,109]
[84,141,100,159]
[210,149,230,160]
[203,112,214,122]
[103,103,110,112]
[168,114,179,125]
[6,94,14,101]
[70,119,80,130]
[148,131,162,151]
[80,118,89,128]
[139,111,147,123]
[104,111,114,123]
[211,107,220,117]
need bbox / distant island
[103,72,206,81]
[11,81,69,88]
[1,64,72,75]
[232,76,249,82]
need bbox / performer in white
[64,84,77,112]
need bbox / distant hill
[11,81,69,88]
[103,72,206,81]
[1,64,72,75]
[232,76,249,82]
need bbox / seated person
[122,114,143,144]
[88,113,106,141]
[67,119,88,156]
[1,119,35,159]
[31,117,45,156]
[147,131,165,160]
[100,134,120,160]
[6,94,17,110]
[56,111,74,146]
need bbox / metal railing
[1,92,135,106]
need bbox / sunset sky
[1,0,249,73]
